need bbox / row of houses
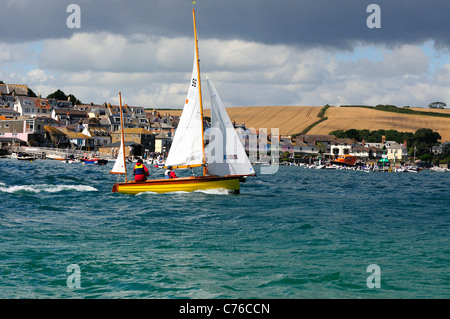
[4,95,177,131]
[0,99,409,162]
[276,134,409,161]
[0,84,179,157]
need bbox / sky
[0,0,449,109]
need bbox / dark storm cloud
[1,0,449,48]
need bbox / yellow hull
[112,175,241,195]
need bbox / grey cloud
[1,0,449,49]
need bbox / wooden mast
[192,8,207,176]
[118,92,127,182]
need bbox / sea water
[0,158,448,299]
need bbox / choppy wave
[1,161,449,299]
[0,183,97,193]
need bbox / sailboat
[111,9,255,195]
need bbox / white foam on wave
[194,188,232,195]
[135,191,160,196]
[0,184,98,193]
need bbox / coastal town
[0,82,449,172]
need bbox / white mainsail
[109,139,126,174]
[110,92,127,177]
[206,75,255,176]
[165,49,204,169]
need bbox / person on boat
[133,158,149,182]
[165,166,177,179]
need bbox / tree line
[329,128,447,163]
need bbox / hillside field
[308,107,450,142]
[157,106,450,142]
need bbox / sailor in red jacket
[165,166,177,179]
[133,158,149,182]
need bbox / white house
[14,97,36,117]
[81,125,111,148]
[351,143,384,159]
[330,138,356,157]
[385,141,408,160]
[350,145,370,159]
[14,97,52,118]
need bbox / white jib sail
[165,50,204,169]
[206,75,255,176]
[110,138,126,174]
